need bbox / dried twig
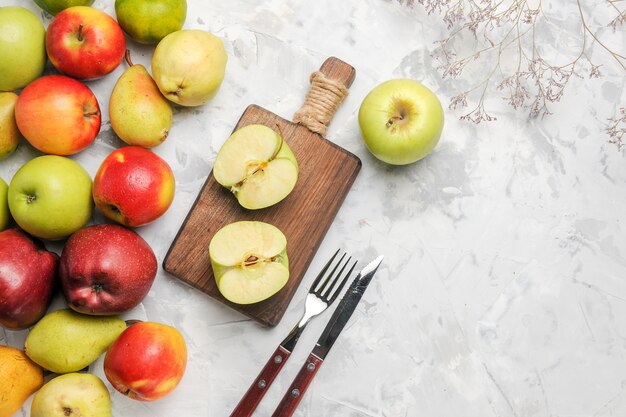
[401,0,626,149]
[607,107,626,151]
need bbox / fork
[229,250,357,417]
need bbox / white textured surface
[2,0,625,416]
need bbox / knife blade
[270,254,384,417]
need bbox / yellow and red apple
[46,6,126,79]
[104,321,187,401]
[93,146,175,227]
[15,75,101,156]
[0,92,21,160]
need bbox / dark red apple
[0,228,58,329]
[59,223,157,315]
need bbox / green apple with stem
[209,221,289,304]
[358,79,444,165]
[0,178,9,231]
[8,156,93,240]
[213,124,298,210]
[0,6,46,92]
[31,373,111,417]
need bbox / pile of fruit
[1,0,446,415]
[0,0,225,415]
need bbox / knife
[270,254,384,417]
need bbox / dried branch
[403,0,626,148]
[607,107,626,151]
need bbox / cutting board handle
[293,57,356,136]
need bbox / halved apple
[209,221,289,304]
[213,124,298,210]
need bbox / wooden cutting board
[163,57,361,326]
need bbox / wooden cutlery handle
[270,353,324,417]
[230,345,292,417]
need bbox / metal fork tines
[228,249,357,417]
[281,250,357,351]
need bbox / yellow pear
[152,29,227,107]
[0,92,20,160]
[109,51,173,148]
[0,345,44,417]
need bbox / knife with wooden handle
[270,255,384,417]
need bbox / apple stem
[124,49,133,67]
[83,108,101,119]
[386,115,404,127]
[77,24,84,42]
[125,319,143,327]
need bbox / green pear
[31,373,111,417]
[109,51,173,148]
[33,0,95,16]
[0,92,20,160]
[25,309,126,373]
[115,0,186,44]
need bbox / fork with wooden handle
[271,255,384,417]
[229,250,357,417]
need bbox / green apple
[31,373,111,417]
[0,178,9,231]
[0,92,20,159]
[0,7,46,92]
[8,156,93,240]
[33,0,94,15]
[115,0,186,44]
[213,124,298,210]
[209,221,289,305]
[358,79,444,165]
[152,29,227,106]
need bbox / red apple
[104,321,187,401]
[46,6,126,79]
[15,75,101,155]
[0,228,58,329]
[93,146,175,227]
[59,223,157,315]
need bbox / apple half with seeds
[213,124,298,210]
[209,221,289,304]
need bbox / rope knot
[293,71,349,136]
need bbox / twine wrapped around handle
[293,71,349,136]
